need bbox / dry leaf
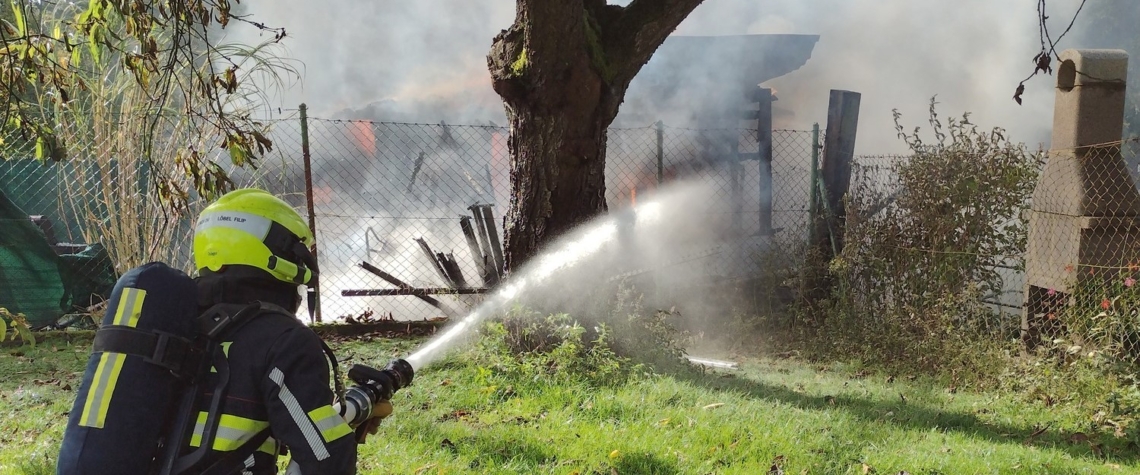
[1089,442,1103,457]
[703,403,725,410]
[862,462,873,474]
[609,449,620,459]
[767,454,786,475]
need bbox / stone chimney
[1022,49,1140,347]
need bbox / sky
[225,0,1090,155]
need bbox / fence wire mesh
[7,107,1139,370]
[0,117,302,328]
[299,119,819,322]
[836,138,1140,369]
[833,147,1035,342]
[1022,138,1140,365]
[0,114,822,326]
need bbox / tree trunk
[501,100,615,270]
[488,0,705,271]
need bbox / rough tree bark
[487,0,705,271]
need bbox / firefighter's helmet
[193,188,317,285]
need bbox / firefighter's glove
[355,400,393,444]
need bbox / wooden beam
[342,288,489,297]
[357,262,461,318]
[816,90,861,258]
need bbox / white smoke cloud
[222,0,1094,321]
[226,0,1086,153]
[672,0,1083,153]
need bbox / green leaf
[0,317,7,342]
[87,26,101,64]
[9,0,24,35]
[228,141,247,166]
[14,322,34,347]
[90,0,104,20]
[34,136,44,159]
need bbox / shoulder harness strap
[93,327,196,379]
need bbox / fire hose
[284,358,414,474]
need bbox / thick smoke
[228,0,1087,151]
[222,0,1094,322]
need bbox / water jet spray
[398,183,714,373]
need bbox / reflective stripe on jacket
[186,307,356,474]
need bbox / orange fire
[490,131,510,209]
[350,120,376,156]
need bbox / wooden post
[475,204,505,278]
[815,90,861,259]
[458,216,488,285]
[755,87,774,236]
[415,238,454,288]
[469,207,495,279]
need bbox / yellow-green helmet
[193,188,317,285]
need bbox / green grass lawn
[1,332,1135,474]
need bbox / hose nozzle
[339,358,414,426]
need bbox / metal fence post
[656,120,664,186]
[809,123,821,246]
[654,120,665,304]
[755,87,774,236]
[299,103,321,323]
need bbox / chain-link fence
[0,113,821,326]
[1021,138,1140,364]
[828,136,1037,336]
[9,107,1140,372]
[0,117,302,328]
[828,135,1140,370]
[289,118,819,321]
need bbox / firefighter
[186,188,385,474]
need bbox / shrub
[801,99,1040,379]
[473,287,692,387]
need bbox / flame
[491,131,509,209]
[350,120,376,156]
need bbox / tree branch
[607,0,705,83]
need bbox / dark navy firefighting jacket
[186,279,356,474]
